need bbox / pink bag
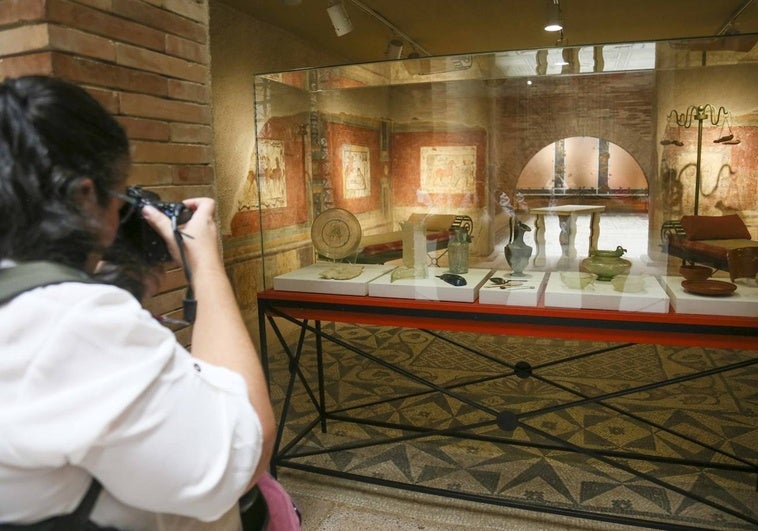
[256,473,301,531]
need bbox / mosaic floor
[266,322,758,530]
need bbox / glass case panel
[252,34,758,311]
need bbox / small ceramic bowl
[679,265,713,281]
[611,274,645,293]
[560,271,596,290]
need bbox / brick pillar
[0,0,214,344]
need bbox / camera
[111,186,193,265]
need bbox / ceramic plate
[311,208,362,260]
[681,279,737,297]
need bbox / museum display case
[249,33,758,314]
[252,34,757,529]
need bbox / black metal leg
[261,303,757,528]
[316,320,327,433]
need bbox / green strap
[0,261,95,304]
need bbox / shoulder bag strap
[68,479,105,530]
[0,263,104,529]
[0,261,95,304]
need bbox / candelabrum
[664,104,739,215]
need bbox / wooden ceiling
[216,0,758,64]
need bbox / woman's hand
[140,198,223,274]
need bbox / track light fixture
[327,0,353,37]
[385,38,404,59]
[544,0,563,32]
[349,0,432,57]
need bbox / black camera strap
[171,218,197,324]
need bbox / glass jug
[447,227,470,274]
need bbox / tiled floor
[279,467,640,531]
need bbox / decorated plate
[311,208,362,260]
[681,279,737,297]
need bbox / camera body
[113,186,192,265]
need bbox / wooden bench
[356,213,473,265]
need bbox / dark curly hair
[0,76,130,270]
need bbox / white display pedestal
[274,263,394,296]
[663,276,758,317]
[478,271,546,307]
[544,273,669,313]
[368,267,490,303]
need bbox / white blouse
[0,281,263,530]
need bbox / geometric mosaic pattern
[266,321,758,529]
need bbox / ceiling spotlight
[327,0,353,37]
[544,0,563,32]
[386,38,404,59]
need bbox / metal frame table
[258,289,757,529]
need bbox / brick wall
[0,0,213,345]
[491,71,656,198]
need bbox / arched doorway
[517,136,648,208]
[514,137,650,260]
